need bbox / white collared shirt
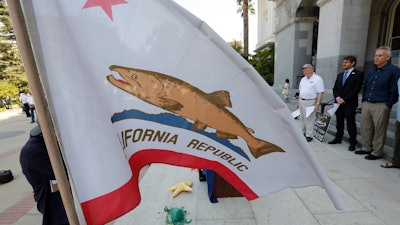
[344,67,355,78]
[299,73,324,99]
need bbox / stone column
[274,0,318,88]
[316,0,372,90]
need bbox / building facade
[257,0,400,90]
[256,0,276,49]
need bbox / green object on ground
[164,206,192,225]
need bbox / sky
[173,0,258,53]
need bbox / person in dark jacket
[20,124,69,225]
[328,56,364,151]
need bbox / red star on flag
[83,0,127,20]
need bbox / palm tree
[236,0,255,59]
[228,39,244,55]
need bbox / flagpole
[6,0,80,224]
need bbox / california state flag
[16,0,342,224]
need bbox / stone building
[256,0,400,90]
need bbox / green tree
[228,39,244,55]
[248,43,275,86]
[236,0,255,59]
[0,79,19,99]
[3,65,28,91]
[0,0,27,94]
[0,0,13,36]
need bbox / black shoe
[306,137,313,142]
[198,170,206,182]
[365,154,382,160]
[348,145,356,151]
[355,150,370,155]
[328,139,341,144]
[30,121,35,123]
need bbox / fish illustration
[107,65,284,158]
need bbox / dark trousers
[335,105,357,145]
[393,121,400,167]
[23,103,31,117]
[30,107,35,122]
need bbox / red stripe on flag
[80,149,257,225]
[80,174,139,225]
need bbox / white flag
[19,0,343,224]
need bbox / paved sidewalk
[1,91,400,224]
[0,108,42,225]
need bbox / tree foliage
[228,39,244,55]
[236,0,255,15]
[229,40,275,86]
[0,0,13,36]
[236,0,255,59]
[0,0,27,99]
[0,79,19,98]
[248,43,275,86]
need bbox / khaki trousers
[299,99,316,138]
[360,102,390,157]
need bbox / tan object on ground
[168,181,193,198]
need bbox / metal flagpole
[6,0,80,224]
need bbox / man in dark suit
[328,56,364,151]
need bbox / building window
[389,1,400,66]
[390,3,400,50]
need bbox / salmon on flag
[16,0,343,224]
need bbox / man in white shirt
[27,93,35,123]
[21,91,31,117]
[297,64,325,142]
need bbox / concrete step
[326,110,396,161]
[273,87,396,161]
